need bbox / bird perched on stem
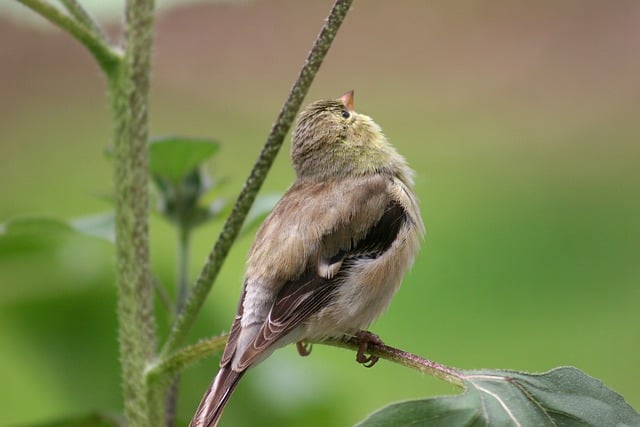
[190,90,424,427]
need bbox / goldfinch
[190,91,424,426]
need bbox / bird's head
[291,91,409,182]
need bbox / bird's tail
[189,366,245,427]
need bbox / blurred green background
[1,1,639,426]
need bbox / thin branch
[153,275,174,314]
[149,332,465,389]
[16,0,120,76]
[147,335,227,382]
[59,0,109,42]
[164,224,191,427]
[328,336,465,388]
[176,223,191,313]
[159,0,355,359]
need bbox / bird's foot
[296,341,313,357]
[355,330,383,368]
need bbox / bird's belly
[302,255,407,341]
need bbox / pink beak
[340,90,354,111]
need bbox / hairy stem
[110,0,158,424]
[16,0,119,76]
[147,335,227,382]
[148,333,464,389]
[159,0,355,358]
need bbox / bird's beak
[340,90,354,111]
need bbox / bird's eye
[341,110,351,119]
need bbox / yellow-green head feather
[291,91,413,185]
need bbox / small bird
[190,91,424,427]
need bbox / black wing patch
[236,199,408,370]
[325,200,407,266]
[348,199,407,260]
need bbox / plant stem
[110,0,158,425]
[19,0,159,422]
[165,223,191,427]
[176,223,191,313]
[159,0,355,360]
[59,0,109,42]
[147,335,228,382]
[328,336,465,388]
[148,332,465,389]
[164,376,180,427]
[16,0,119,76]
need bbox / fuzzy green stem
[59,0,108,41]
[110,0,158,424]
[16,0,119,76]
[148,335,227,382]
[159,0,355,360]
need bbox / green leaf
[149,136,219,183]
[28,412,122,427]
[356,367,640,427]
[0,213,114,245]
[69,212,115,243]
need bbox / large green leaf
[149,136,219,183]
[356,367,640,426]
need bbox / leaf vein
[472,382,523,427]
[508,378,557,426]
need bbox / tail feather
[189,367,245,427]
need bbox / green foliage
[150,136,227,229]
[148,135,279,232]
[357,367,640,426]
[149,136,220,183]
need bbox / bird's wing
[220,286,246,367]
[231,175,409,370]
[235,272,335,370]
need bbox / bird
[190,90,424,426]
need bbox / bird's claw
[296,341,312,356]
[356,351,379,368]
[355,330,383,368]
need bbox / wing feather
[220,285,246,367]
[237,273,335,370]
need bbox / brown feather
[237,272,336,370]
[220,285,246,367]
[189,367,244,427]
